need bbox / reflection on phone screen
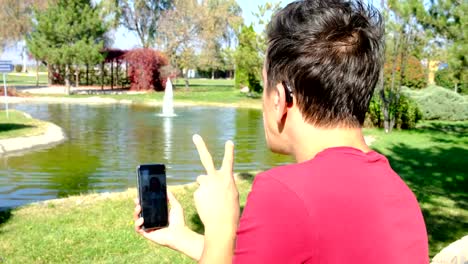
[139,165,168,229]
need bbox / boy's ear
[274,82,290,124]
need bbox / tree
[156,0,202,89]
[119,0,173,48]
[198,0,242,79]
[0,0,49,71]
[377,0,425,133]
[27,0,108,94]
[417,0,467,93]
[235,25,262,93]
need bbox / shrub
[435,68,457,90]
[435,68,467,94]
[235,25,263,94]
[366,93,422,129]
[15,64,23,73]
[403,85,468,121]
[124,49,168,91]
[384,56,427,90]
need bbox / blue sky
[112,0,294,49]
[2,0,294,63]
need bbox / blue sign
[0,60,13,73]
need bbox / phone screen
[137,164,168,230]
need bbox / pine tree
[27,0,107,94]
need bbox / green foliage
[384,56,427,90]
[27,0,107,67]
[14,64,23,73]
[235,25,262,93]
[404,86,468,121]
[366,93,422,129]
[435,68,467,94]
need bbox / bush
[124,49,168,91]
[384,56,427,90]
[435,68,467,94]
[15,64,23,73]
[403,85,468,121]
[235,25,263,94]
[366,93,422,129]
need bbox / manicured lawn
[0,110,49,139]
[27,78,262,108]
[0,121,466,262]
[364,121,468,256]
[5,73,48,87]
[0,178,254,264]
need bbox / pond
[0,103,292,208]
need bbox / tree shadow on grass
[0,208,12,231]
[0,124,34,133]
[373,142,468,257]
[188,206,246,235]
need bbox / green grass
[5,73,48,87]
[0,110,49,139]
[0,122,466,262]
[365,121,468,256]
[28,78,262,108]
[0,178,254,264]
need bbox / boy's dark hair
[265,0,384,127]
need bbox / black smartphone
[136,164,169,230]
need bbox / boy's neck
[290,125,371,163]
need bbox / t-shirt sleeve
[233,174,312,264]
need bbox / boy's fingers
[167,190,181,210]
[134,217,144,231]
[221,140,235,175]
[193,134,216,175]
[133,205,141,220]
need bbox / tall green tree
[417,0,467,93]
[235,25,262,93]
[27,0,108,94]
[119,0,173,48]
[377,0,426,133]
[198,0,243,79]
[157,0,202,89]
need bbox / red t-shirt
[233,147,429,263]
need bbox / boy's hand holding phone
[134,134,239,262]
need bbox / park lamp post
[0,60,14,119]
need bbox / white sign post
[0,60,14,119]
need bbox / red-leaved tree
[124,48,168,91]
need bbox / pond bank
[0,114,66,156]
[1,95,263,110]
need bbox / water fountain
[160,78,176,117]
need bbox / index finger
[193,134,216,175]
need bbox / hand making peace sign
[192,134,240,235]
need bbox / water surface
[0,103,292,208]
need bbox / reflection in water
[163,117,172,161]
[0,104,292,208]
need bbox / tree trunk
[184,72,190,90]
[454,83,458,93]
[211,69,215,80]
[65,64,71,95]
[86,64,89,86]
[75,67,79,88]
[36,60,39,88]
[47,64,53,86]
[111,61,114,90]
[101,62,104,90]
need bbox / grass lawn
[5,73,48,87]
[14,76,263,108]
[0,110,49,139]
[0,120,466,262]
[364,121,468,256]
